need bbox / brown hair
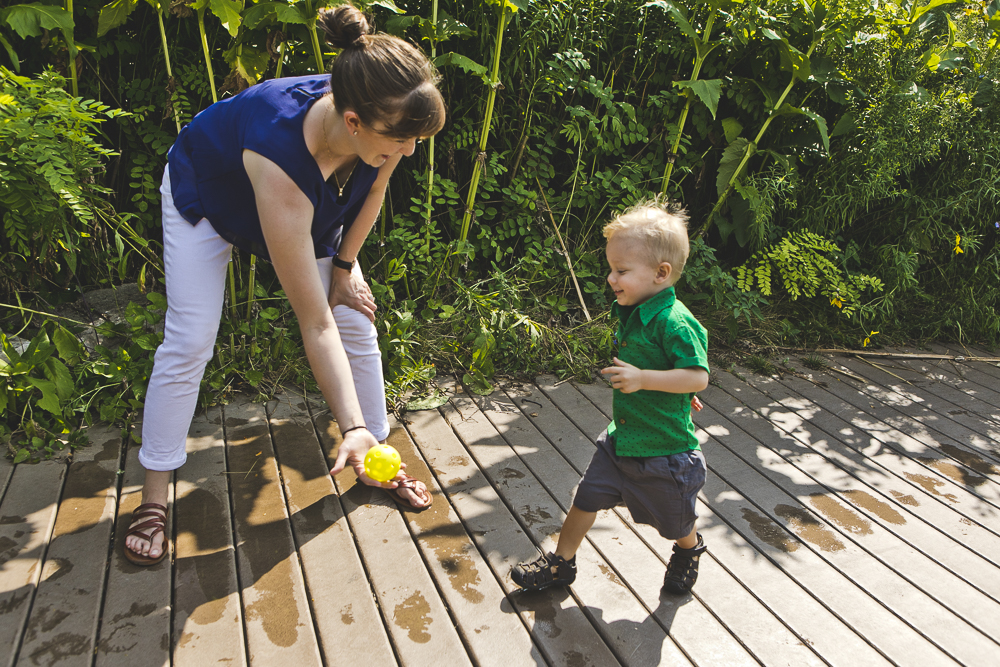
[318,4,446,139]
[603,200,690,284]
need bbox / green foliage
[735,230,884,317]
[2,0,1000,458]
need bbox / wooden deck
[2,343,999,666]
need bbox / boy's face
[606,235,672,307]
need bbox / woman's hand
[329,264,377,322]
[329,427,401,488]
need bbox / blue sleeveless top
[167,75,379,260]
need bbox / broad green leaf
[0,389,6,413]
[44,357,74,400]
[673,79,722,119]
[13,448,29,464]
[643,1,699,41]
[830,112,855,137]
[717,137,752,197]
[912,0,957,23]
[0,29,20,72]
[246,370,263,386]
[98,0,139,36]
[210,0,243,38]
[147,292,167,311]
[27,377,62,415]
[52,325,82,364]
[405,392,449,411]
[721,117,743,143]
[434,52,487,77]
[5,4,74,39]
[370,0,404,13]
[234,47,270,84]
[798,107,830,153]
[243,3,309,29]
[750,79,780,110]
[920,48,942,70]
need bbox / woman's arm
[328,154,403,321]
[244,149,387,484]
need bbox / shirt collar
[612,286,677,327]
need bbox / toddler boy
[511,201,709,595]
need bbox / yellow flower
[862,330,879,347]
[830,296,844,308]
[954,234,963,255]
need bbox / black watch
[332,255,355,271]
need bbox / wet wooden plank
[498,380,758,666]
[386,415,542,667]
[699,384,1000,660]
[709,370,996,666]
[704,373,1000,602]
[826,355,1000,485]
[96,435,172,667]
[173,406,245,666]
[534,376,829,667]
[269,393,395,666]
[17,427,122,667]
[0,461,64,667]
[401,402,550,667]
[224,399,322,665]
[431,378,623,667]
[728,365,1000,535]
[316,409,472,667]
[461,380,699,667]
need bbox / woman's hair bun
[317,4,370,49]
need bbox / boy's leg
[511,506,595,591]
[675,526,699,550]
[554,506,597,560]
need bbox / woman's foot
[124,502,169,565]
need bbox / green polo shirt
[608,286,709,457]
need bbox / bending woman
[124,4,444,565]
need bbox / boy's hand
[691,395,704,412]
[601,357,644,393]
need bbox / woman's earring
[353,131,358,136]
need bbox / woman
[124,4,444,565]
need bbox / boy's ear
[654,262,673,284]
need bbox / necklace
[322,99,359,199]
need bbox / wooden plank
[698,390,1000,652]
[572,380,613,420]
[703,374,1000,602]
[0,461,65,667]
[267,393,395,667]
[458,380,701,667]
[96,432,172,667]
[715,369,1000,568]
[777,361,1000,523]
[314,404,473,667]
[384,414,543,667]
[17,427,122,667]
[224,397,322,665]
[831,355,1000,475]
[426,379,624,666]
[533,376,830,667]
[690,400,961,666]
[727,366,1000,535]
[173,406,246,666]
[495,380,758,666]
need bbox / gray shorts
[574,430,706,540]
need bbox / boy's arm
[601,357,709,394]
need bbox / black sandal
[662,534,706,594]
[511,552,577,591]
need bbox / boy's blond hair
[602,200,690,285]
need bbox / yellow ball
[363,444,401,483]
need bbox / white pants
[138,171,389,471]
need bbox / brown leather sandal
[123,502,169,566]
[387,474,432,511]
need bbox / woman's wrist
[340,424,367,436]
